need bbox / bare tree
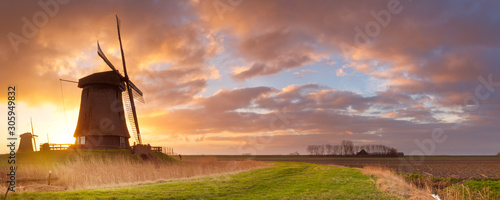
[387,148,397,156]
[333,145,340,156]
[340,140,346,155]
[306,142,399,157]
[317,145,325,155]
[340,140,354,155]
[325,144,333,155]
[306,145,314,155]
[347,141,354,155]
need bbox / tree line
[306,140,400,156]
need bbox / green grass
[440,180,500,200]
[7,162,401,200]
[462,180,500,198]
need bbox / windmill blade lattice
[123,91,141,144]
[131,86,145,103]
[127,80,144,103]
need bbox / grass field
[185,155,500,199]
[6,162,404,200]
[3,153,499,199]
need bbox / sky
[1,0,500,155]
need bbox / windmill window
[79,136,85,145]
[120,137,125,148]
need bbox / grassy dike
[7,162,401,200]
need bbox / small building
[356,149,369,156]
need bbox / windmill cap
[20,132,33,137]
[78,71,125,90]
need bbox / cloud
[147,83,422,136]
[2,0,500,155]
[230,28,322,81]
[194,0,500,111]
[199,86,276,112]
[293,69,318,78]
[0,0,219,108]
[336,68,348,77]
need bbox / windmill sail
[131,87,145,103]
[97,42,123,78]
[30,118,38,151]
[126,83,142,144]
[127,80,143,95]
[116,15,143,144]
[116,15,128,78]
[126,80,144,103]
[95,15,144,145]
[123,91,141,144]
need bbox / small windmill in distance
[18,118,38,153]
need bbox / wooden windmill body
[74,16,144,149]
[74,71,131,149]
[18,133,35,153]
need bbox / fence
[151,146,175,155]
[39,143,175,155]
[40,143,72,151]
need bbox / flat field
[192,155,500,179]
[3,153,499,199]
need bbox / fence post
[48,171,52,185]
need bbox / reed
[2,152,269,192]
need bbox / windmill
[18,118,38,153]
[73,15,144,149]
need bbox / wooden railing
[40,143,72,151]
[40,143,175,155]
[151,146,175,155]
[151,146,162,153]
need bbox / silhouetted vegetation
[306,140,401,157]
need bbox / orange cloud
[2,0,500,155]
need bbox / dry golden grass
[4,154,270,192]
[436,182,498,200]
[362,166,435,200]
